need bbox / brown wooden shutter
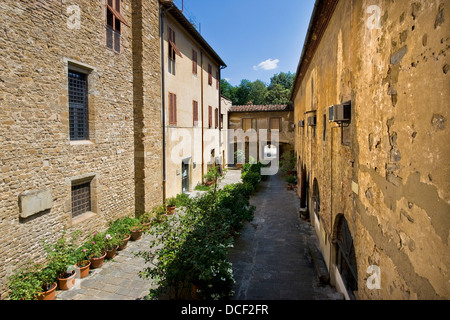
[215,108,218,128]
[193,100,198,126]
[208,64,212,85]
[169,93,177,125]
[216,71,219,90]
[208,106,212,128]
[192,50,197,75]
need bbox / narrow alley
[229,172,340,300]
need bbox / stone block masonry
[0,0,162,299]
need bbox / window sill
[70,140,94,146]
[72,211,96,226]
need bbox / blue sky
[173,0,316,86]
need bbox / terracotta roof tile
[229,104,293,113]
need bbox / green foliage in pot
[166,196,177,208]
[42,229,77,279]
[7,261,43,300]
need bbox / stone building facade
[292,0,449,299]
[0,0,162,298]
[227,104,295,166]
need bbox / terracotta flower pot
[130,227,143,241]
[166,206,176,215]
[89,252,107,269]
[58,270,76,290]
[75,260,91,279]
[118,234,131,251]
[37,282,57,300]
[106,245,119,259]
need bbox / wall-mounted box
[329,101,352,123]
[19,189,52,219]
[307,116,317,127]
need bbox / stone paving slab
[228,172,341,300]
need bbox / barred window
[71,182,91,218]
[68,70,88,141]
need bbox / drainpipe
[201,51,204,180]
[160,6,167,203]
[330,124,341,270]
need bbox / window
[168,27,176,61]
[193,100,198,126]
[269,118,281,132]
[323,114,327,141]
[208,106,212,128]
[169,92,177,125]
[216,71,220,90]
[106,0,129,53]
[192,49,198,75]
[68,70,89,141]
[208,64,212,86]
[242,118,256,132]
[215,108,219,129]
[71,182,91,218]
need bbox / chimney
[247,101,253,105]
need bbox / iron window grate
[71,182,91,218]
[68,71,88,140]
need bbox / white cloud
[253,59,280,71]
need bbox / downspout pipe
[160,5,168,203]
[201,51,204,180]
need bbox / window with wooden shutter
[208,64,212,86]
[243,118,256,132]
[216,71,219,90]
[215,108,218,129]
[193,100,198,126]
[168,27,182,61]
[169,92,177,125]
[208,106,212,128]
[192,49,198,75]
[106,0,129,53]
[269,118,281,132]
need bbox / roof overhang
[160,1,227,68]
[290,0,340,101]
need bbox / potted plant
[104,233,121,259]
[108,217,137,250]
[42,230,77,291]
[7,260,43,300]
[130,221,145,241]
[36,264,58,300]
[74,246,91,279]
[86,232,107,269]
[166,197,177,215]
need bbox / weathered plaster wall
[293,0,449,299]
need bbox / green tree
[264,83,291,105]
[268,72,296,90]
[235,79,252,105]
[249,80,268,105]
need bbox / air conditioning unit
[299,120,305,128]
[307,116,317,127]
[329,101,351,123]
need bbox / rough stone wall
[132,0,163,214]
[0,0,161,298]
[293,0,449,299]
